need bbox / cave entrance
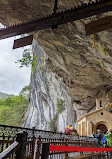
[96,124,108,135]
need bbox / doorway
[96,124,108,135]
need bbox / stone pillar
[87,121,92,136]
[82,122,86,136]
[78,124,81,136]
[96,98,99,110]
[75,123,78,133]
[81,123,83,136]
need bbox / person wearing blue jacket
[102,132,106,147]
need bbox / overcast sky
[0,36,31,95]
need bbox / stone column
[82,122,86,136]
[78,124,81,136]
[87,121,92,135]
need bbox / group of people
[64,126,112,158]
[93,129,112,158]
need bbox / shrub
[56,101,65,114]
[49,114,58,131]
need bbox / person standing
[105,129,112,159]
[102,132,106,147]
[93,129,102,148]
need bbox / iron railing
[0,124,99,159]
[0,124,96,142]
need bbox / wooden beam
[85,16,112,35]
[0,0,112,39]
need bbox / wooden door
[96,124,108,135]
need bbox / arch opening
[96,124,108,135]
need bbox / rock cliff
[24,40,76,131]
[1,0,112,131]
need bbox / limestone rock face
[24,40,76,131]
[1,0,112,130]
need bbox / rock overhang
[1,0,112,111]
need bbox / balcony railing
[0,124,102,159]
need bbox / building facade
[76,97,112,136]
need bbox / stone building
[76,97,112,136]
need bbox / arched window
[100,100,102,107]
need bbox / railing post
[32,127,35,159]
[1,133,5,152]
[15,131,27,159]
[105,141,109,159]
[41,143,50,159]
[32,127,35,138]
[36,136,41,159]
[65,138,68,159]
[80,139,83,155]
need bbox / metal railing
[0,124,98,159]
[0,124,96,142]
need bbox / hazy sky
[0,36,31,95]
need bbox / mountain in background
[0,92,15,99]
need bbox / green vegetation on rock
[56,101,65,114]
[16,48,44,73]
[49,100,65,131]
[98,41,107,56]
[49,114,58,132]
[90,34,96,50]
[99,59,104,68]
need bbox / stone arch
[95,121,108,134]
